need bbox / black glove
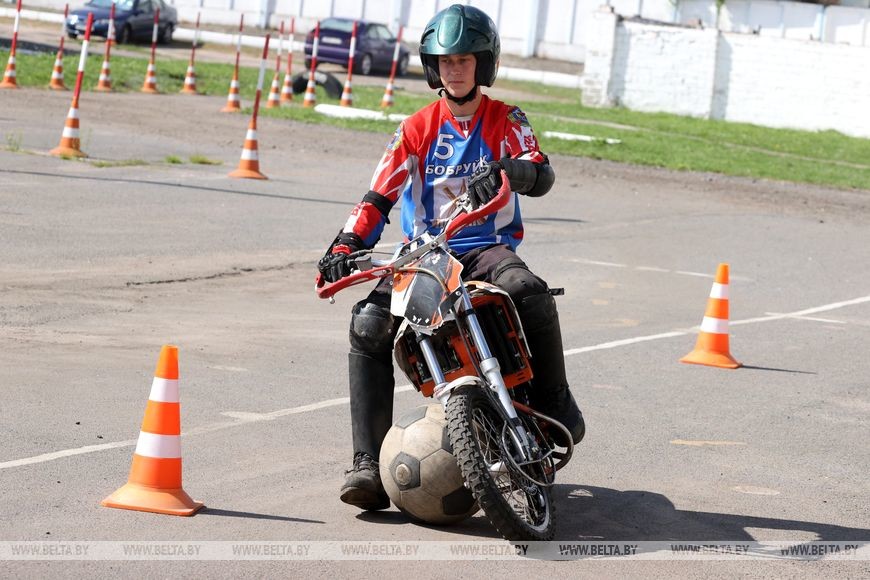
[466,161,503,210]
[318,233,363,283]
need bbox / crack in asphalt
[125,262,302,286]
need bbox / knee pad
[493,257,549,304]
[517,291,559,333]
[349,301,397,354]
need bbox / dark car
[304,18,410,76]
[66,0,178,44]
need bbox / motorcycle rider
[318,4,585,511]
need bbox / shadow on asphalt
[553,485,870,541]
[199,507,325,524]
[356,508,503,540]
[740,364,816,374]
[1,168,352,207]
[357,484,870,543]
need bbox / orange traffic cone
[265,71,281,109]
[95,58,113,91]
[50,98,86,158]
[141,59,158,93]
[280,72,293,103]
[228,119,267,179]
[302,75,316,107]
[340,78,353,107]
[380,80,394,108]
[0,54,17,89]
[49,48,67,90]
[680,263,741,369]
[101,345,203,516]
[221,71,241,112]
[181,61,198,94]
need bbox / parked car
[304,18,410,76]
[66,0,178,44]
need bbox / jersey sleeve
[341,122,415,248]
[504,106,546,164]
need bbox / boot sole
[340,486,390,511]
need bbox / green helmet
[419,4,501,90]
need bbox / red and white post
[302,20,320,108]
[49,3,69,90]
[340,21,358,107]
[280,16,295,103]
[381,25,403,108]
[141,8,160,93]
[266,20,284,109]
[1,0,23,89]
[95,3,115,91]
[181,12,200,94]
[50,13,93,157]
[229,35,271,180]
[221,13,244,112]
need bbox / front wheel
[446,386,555,541]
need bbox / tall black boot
[340,351,395,510]
[520,293,585,446]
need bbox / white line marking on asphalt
[732,485,780,496]
[2,296,869,471]
[574,259,628,268]
[0,439,138,470]
[763,312,846,324]
[634,266,670,273]
[573,258,755,281]
[671,439,747,447]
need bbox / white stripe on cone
[61,126,80,138]
[700,316,728,334]
[709,282,729,299]
[135,431,181,459]
[241,148,259,161]
[148,377,180,403]
[245,129,257,140]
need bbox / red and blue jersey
[341,95,546,254]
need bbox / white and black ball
[379,404,479,525]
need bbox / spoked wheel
[446,385,555,541]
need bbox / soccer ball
[379,404,479,525]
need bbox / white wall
[583,8,870,138]
[610,22,719,118]
[5,0,870,61]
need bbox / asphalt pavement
[1,78,869,577]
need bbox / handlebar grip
[445,170,512,241]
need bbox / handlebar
[316,170,512,300]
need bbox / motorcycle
[316,171,574,541]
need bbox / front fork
[420,285,535,460]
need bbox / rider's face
[438,54,476,97]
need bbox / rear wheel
[446,386,555,541]
[397,54,409,77]
[355,53,373,76]
[159,24,173,44]
[116,24,132,45]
